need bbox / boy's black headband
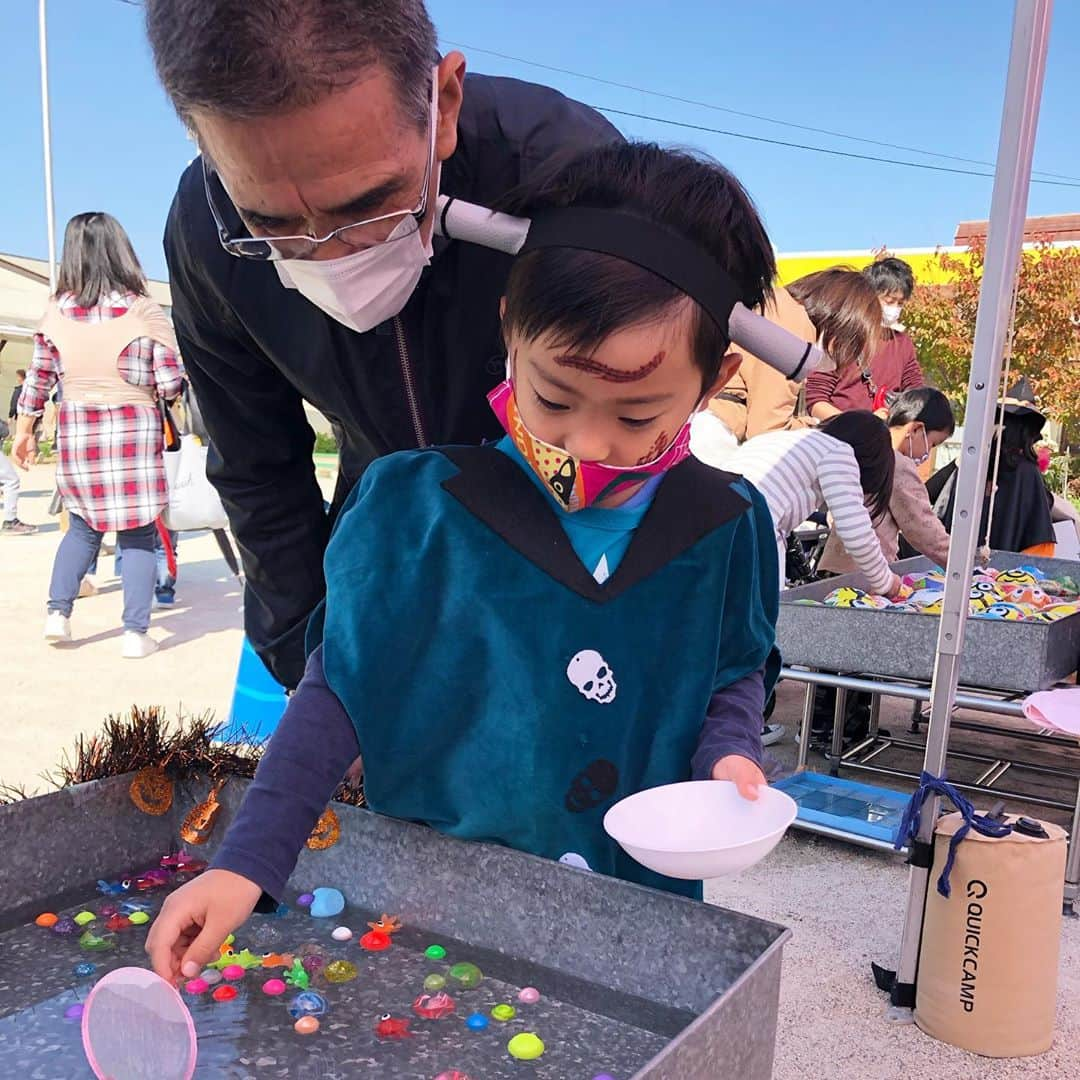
[520,208,741,340]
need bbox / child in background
[698,412,901,596]
[147,142,784,983]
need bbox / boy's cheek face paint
[636,430,669,466]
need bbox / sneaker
[122,631,159,659]
[44,612,72,643]
[2,518,37,535]
[78,577,98,598]
[762,723,787,747]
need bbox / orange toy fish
[261,952,294,968]
[367,914,402,935]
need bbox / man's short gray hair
[145,0,437,126]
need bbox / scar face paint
[553,351,665,383]
[488,374,694,512]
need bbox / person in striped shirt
[695,411,901,596]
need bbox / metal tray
[0,776,789,1079]
[778,552,1080,692]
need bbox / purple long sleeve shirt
[212,646,765,900]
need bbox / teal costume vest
[314,446,779,897]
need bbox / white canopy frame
[892,0,1054,999]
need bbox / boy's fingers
[738,775,761,800]
[180,916,234,977]
[145,903,195,981]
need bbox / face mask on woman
[907,425,931,466]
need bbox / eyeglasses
[202,76,438,262]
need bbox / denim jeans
[113,529,177,600]
[49,513,156,632]
[0,452,20,521]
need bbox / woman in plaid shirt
[12,213,184,659]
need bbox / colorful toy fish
[823,587,889,610]
[118,899,153,916]
[261,952,294,968]
[208,948,264,971]
[979,603,1025,621]
[134,869,170,891]
[96,879,131,896]
[1034,603,1080,623]
[413,991,456,1020]
[996,567,1043,587]
[285,957,310,989]
[367,914,402,935]
[374,1014,413,1039]
[1000,584,1052,609]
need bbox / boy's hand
[145,868,263,983]
[711,755,767,800]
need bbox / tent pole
[892,0,1053,1000]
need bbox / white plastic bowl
[603,780,798,880]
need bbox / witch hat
[1000,375,1044,421]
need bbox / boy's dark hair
[888,387,956,437]
[863,257,915,301]
[819,410,896,523]
[145,0,437,127]
[57,213,148,307]
[787,267,882,370]
[15,369,27,380]
[499,142,776,392]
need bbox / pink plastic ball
[262,978,287,996]
[184,978,210,995]
[517,987,541,1005]
[221,964,246,981]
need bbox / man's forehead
[194,76,421,208]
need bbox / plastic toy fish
[261,952,294,968]
[208,948,264,971]
[118,899,153,916]
[1000,584,1052,609]
[218,934,236,956]
[996,567,1042,587]
[367,914,402,936]
[285,957,310,989]
[823,587,889,610]
[374,1014,412,1039]
[96,879,132,895]
[134,869,170,890]
[979,603,1025,621]
[1034,604,1080,623]
[412,991,456,1020]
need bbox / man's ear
[435,52,467,162]
[703,351,743,400]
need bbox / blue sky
[2,0,1079,281]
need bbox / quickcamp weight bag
[915,811,1066,1057]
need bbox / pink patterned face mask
[487,378,695,511]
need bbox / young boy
[147,142,782,983]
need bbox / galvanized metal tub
[778,552,1080,692]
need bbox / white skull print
[566,650,617,704]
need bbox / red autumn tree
[902,236,1080,442]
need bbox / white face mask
[881,301,903,328]
[907,426,930,466]
[274,203,436,333]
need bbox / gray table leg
[797,680,815,771]
[830,686,847,776]
[1066,780,1080,916]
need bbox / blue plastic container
[224,637,288,743]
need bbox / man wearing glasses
[145,1,617,688]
